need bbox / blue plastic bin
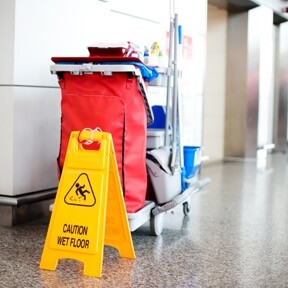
[183,146,202,179]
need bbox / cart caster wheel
[150,213,164,236]
[183,201,190,216]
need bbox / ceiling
[208,0,288,24]
[208,0,258,12]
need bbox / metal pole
[164,16,175,147]
[170,13,179,173]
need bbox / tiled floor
[1,153,288,287]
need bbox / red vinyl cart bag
[52,54,153,213]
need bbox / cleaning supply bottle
[143,46,149,65]
[149,42,160,66]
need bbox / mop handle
[170,13,179,173]
[164,17,175,146]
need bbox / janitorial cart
[50,40,210,236]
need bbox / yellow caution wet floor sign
[39,131,136,277]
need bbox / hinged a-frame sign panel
[40,131,135,277]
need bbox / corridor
[1,153,288,287]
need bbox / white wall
[0,1,16,194]
[13,0,170,87]
[0,0,207,195]
[257,6,275,147]
[203,5,227,162]
[179,1,207,146]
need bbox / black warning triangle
[64,173,96,207]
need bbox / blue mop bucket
[183,146,202,179]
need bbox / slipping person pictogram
[75,183,90,200]
[64,173,96,207]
